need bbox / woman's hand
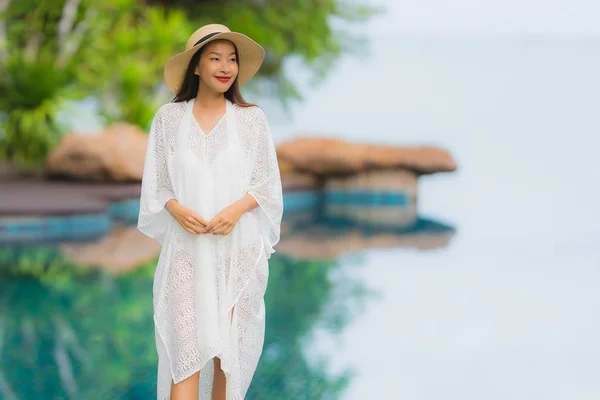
[205,203,244,236]
[166,199,209,235]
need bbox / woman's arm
[234,192,259,214]
[241,108,284,253]
[137,107,177,243]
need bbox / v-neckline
[191,98,227,137]
[193,112,226,137]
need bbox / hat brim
[164,32,265,93]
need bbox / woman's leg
[170,371,200,400]
[211,357,227,400]
[212,305,234,400]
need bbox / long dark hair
[172,39,255,107]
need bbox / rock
[46,123,148,182]
[59,225,161,274]
[277,138,365,175]
[363,144,457,174]
[276,137,457,175]
[277,158,297,175]
[281,172,321,191]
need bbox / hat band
[193,32,222,47]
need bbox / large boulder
[277,138,364,175]
[276,137,457,175]
[45,125,456,181]
[46,123,148,181]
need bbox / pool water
[0,199,450,399]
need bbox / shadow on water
[0,202,454,399]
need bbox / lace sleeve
[137,107,176,244]
[247,108,284,258]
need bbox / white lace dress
[137,98,283,400]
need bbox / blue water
[0,203,451,400]
[267,36,600,399]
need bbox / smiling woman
[169,35,259,108]
[137,24,283,400]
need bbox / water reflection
[0,246,157,399]
[0,240,372,399]
[280,200,455,259]
[248,255,372,399]
[0,201,452,399]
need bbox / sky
[362,0,600,36]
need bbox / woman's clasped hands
[166,200,242,236]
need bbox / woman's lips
[216,76,231,83]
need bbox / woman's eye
[229,58,236,62]
[211,58,219,61]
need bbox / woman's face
[195,40,239,93]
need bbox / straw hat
[164,24,265,93]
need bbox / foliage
[0,0,379,171]
[76,0,380,127]
[75,3,193,129]
[0,0,91,172]
[144,0,379,103]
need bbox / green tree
[0,0,379,172]
[0,0,96,172]
[143,0,378,103]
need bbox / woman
[137,24,283,400]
